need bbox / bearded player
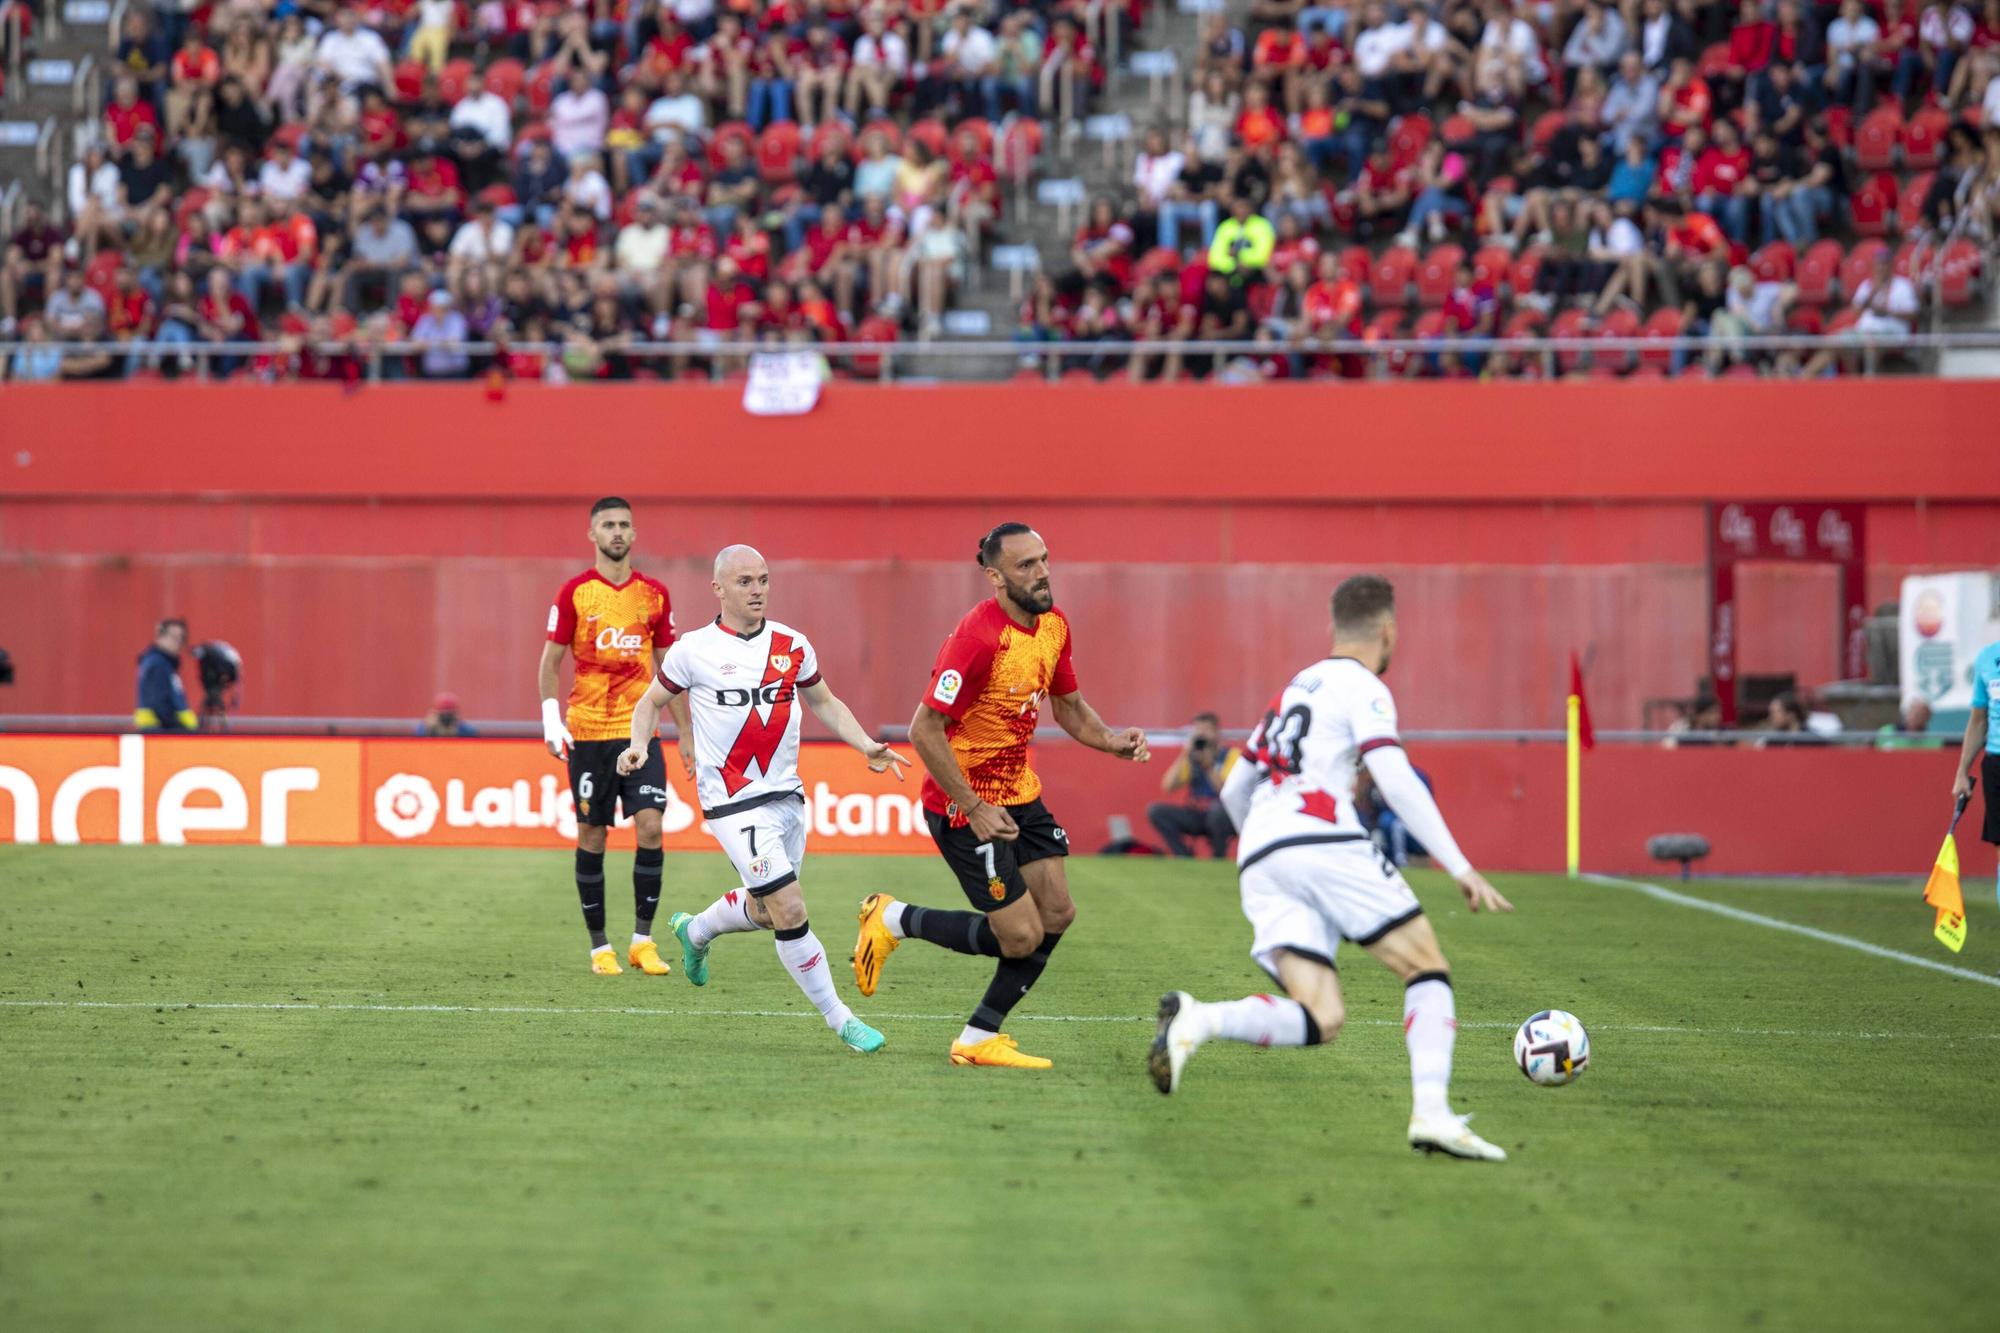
[1147,575,1514,1162]
[621,544,909,1055]
[539,496,692,977]
[851,523,1150,1070]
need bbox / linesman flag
[1922,791,1972,954]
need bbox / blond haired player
[538,496,691,976]
[621,545,909,1054]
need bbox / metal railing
[10,329,2000,382]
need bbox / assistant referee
[1950,634,2000,904]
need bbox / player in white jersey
[621,544,911,1054]
[1146,575,1516,1162]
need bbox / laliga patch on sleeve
[1369,695,1394,718]
[933,669,964,706]
[546,605,560,634]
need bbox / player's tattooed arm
[910,703,1020,841]
[1050,690,1151,763]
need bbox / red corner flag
[1568,651,1595,750]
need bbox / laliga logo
[371,771,697,840]
[1769,506,1806,555]
[1718,504,1755,550]
[595,625,646,652]
[374,773,442,838]
[1815,509,1854,558]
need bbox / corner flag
[1567,651,1595,750]
[1922,791,1971,954]
[1565,651,1592,878]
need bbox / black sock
[968,930,1064,1033]
[902,904,1002,957]
[575,849,607,948]
[633,846,664,934]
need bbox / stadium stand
[0,0,1995,380]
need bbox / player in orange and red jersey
[538,496,692,977]
[851,523,1150,1069]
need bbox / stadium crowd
[0,0,1995,381]
[1024,0,2000,379]
[2,0,1096,378]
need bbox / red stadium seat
[1899,172,1934,235]
[478,182,518,207]
[1638,307,1683,371]
[1389,114,1432,167]
[1416,243,1463,307]
[1503,307,1547,339]
[756,121,803,183]
[905,118,950,158]
[1786,305,1825,335]
[1529,110,1566,150]
[1823,105,1853,150]
[483,58,527,105]
[1439,113,1475,144]
[392,60,427,104]
[1892,237,1929,279]
[1937,238,1983,305]
[1132,246,1181,286]
[1412,308,1451,339]
[1696,42,1732,79]
[269,121,306,153]
[952,116,996,160]
[1471,244,1513,293]
[1903,107,1948,169]
[1795,239,1843,304]
[1363,309,1407,340]
[1849,173,1897,238]
[1549,307,1591,373]
[526,64,558,114]
[1840,239,1891,298]
[998,118,1042,183]
[1853,109,1902,172]
[807,120,851,162]
[439,57,475,104]
[709,120,755,171]
[1750,241,1795,283]
[1595,307,1640,371]
[1336,245,1372,287]
[1369,245,1417,307]
[1825,307,1862,336]
[1510,244,1547,297]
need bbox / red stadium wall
[3,382,1998,732]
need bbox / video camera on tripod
[192,641,242,730]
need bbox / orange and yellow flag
[1923,833,1968,954]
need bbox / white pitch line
[1585,873,2000,990]
[0,998,1993,1041]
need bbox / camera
[193,641,243,727]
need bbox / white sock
[774,923,853,1031]
[884,900,909,938]
[631,933,651,946]
[688,889,762,950]
[1404,975,1456,1119]
[1200,994,1311,1048]
[589,943,613,957]
[956,1024,991,1047]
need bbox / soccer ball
[1513,1010,1590,1086]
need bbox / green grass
[3,847,1998,1333]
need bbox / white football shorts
[707,796,809,896]
[1238,838,1424,978]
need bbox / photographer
[1147,712,1243,858]
[134,617,198,732]
[418,691,477,737]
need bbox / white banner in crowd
[742,351,827,417]
[1900,571,2000,709]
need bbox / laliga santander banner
[0,736,932,852]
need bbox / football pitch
[3,847,1997,1333]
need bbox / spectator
[1801,249,1921,374]
[939,6,997,121]
[1189,69,1240,163]
[419,691,477,736]
[1565,0,1628,83]
[1826,0,1885,109]
[8,317,65,382]
[316,6,395,101]
[408,0,458,73]
[1638,0,1699,73]
[451,68,514,154]
[412,288,471,378]
[1879,695,1944,748]
[1358,765,1438,866]
[344,208,421,312]
[1753,690,1829,744]
[550,67,611,158]
[1603,50,1663,153]
[2,200,67,336]
[105,76,163,156]
[165,26,222,146]
[135,617,197,732]
[992,12,1043,120]
[1147,713,1242,858]
[1208,193,1276,279]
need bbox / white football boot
[1147,992,1203,1095]
[1408,1112,1509,1162]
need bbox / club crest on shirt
[988,877,1007,900]
[770,654,793,674]
[748,856,773,879]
